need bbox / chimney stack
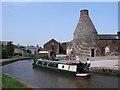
[80,9,89,16]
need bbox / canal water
[2,59,119,88]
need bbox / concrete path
[91,59,119,70]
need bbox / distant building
[37,50,49,59]
[14,48,25,56]
[26,45,37,55]
[98,34,120,56]
[13,45,26,56]
[41,9,120,59]
[0,41,13,46]
[44,39,60,58]
[67,9,120,58]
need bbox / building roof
[98,34,119,40]
[38,51,49,54]
[44,39,59,46]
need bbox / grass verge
[1,72,33,90]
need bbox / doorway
[91,49,94,57]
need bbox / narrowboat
[32,59,90,77]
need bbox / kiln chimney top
[80,9,89,16]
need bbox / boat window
[48,63,54,67]
[54,64,58,68]
[43,62,47,66]
[38,61,42,64]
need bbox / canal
[2,59,119,88]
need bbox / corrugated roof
[98,34,119,40]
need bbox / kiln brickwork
[73,9,98,57]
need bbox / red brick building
[98,33,120,56]
[44,39,60,58]
[66,32,120,57]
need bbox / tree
[2,48,8,59]
[37,47,42,52]
[26,49,31,56]
[0,44,2,59]
[5,41,14,58]
[36,45,39,48]
[59,42,67,54]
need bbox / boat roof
[37,59,66,64]
[36,59,80,65]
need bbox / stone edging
[90,67,120,77]
[0,57,32,66]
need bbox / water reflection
[2,60,118,88]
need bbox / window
[43,62,47,66]
[38,61,42,64]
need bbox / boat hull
[33,63,90,77]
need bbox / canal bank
[0,57,32,66]
[90,67,119,77]
[90,56,120,77]
[1,57,34,89]
[60,56,119,77]
[1,72,34,89]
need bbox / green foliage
[37,47,42,52]
[2,73,25,88]
[2,72,33,89]
[0,72,2,87]
[5,41,14,57]
[2,48,8,59]
[50,50,55,53]
[2,41,14,59]
[59,42,67,54]
[0,44,2,59]
[26,49,31,54]
[59,45,66,54]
